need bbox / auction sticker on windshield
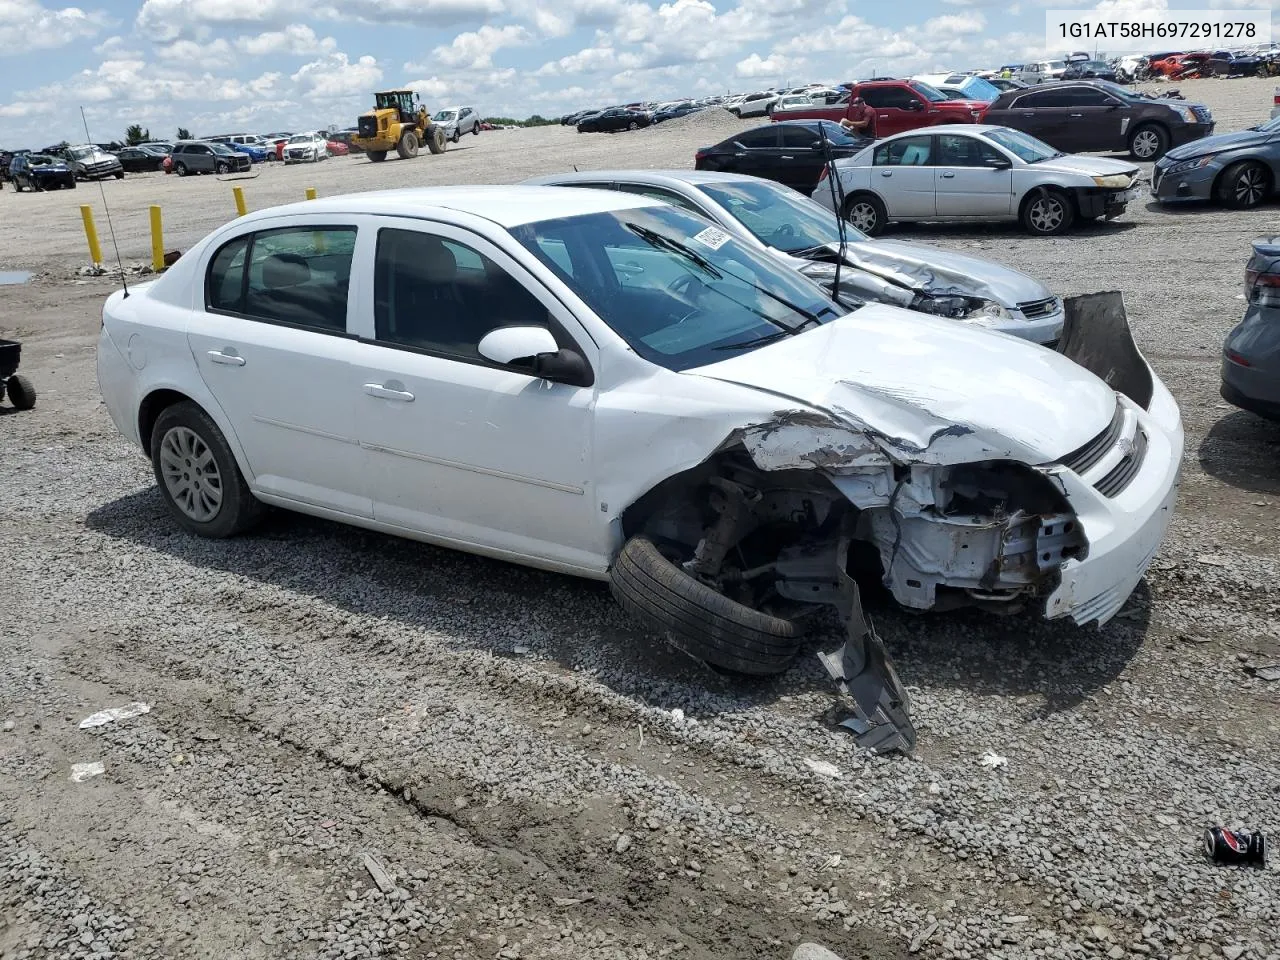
[693,226,731,250]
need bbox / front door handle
[1069,113,1083,118]
[939,171,955,178]
[880,170,893,177]
[780,154,793,160]
[207,349,245,366]
[364,382,414,402]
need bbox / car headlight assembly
[966,301,1011,322]
[1091,174,1132,189]
[1166,155,1215,176]
[1174,105,1196,123]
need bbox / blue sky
[0,0,1269,146]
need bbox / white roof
[238,185,661,229]
[525,169,777,190]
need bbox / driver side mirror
[905,99,924,111]
[477,326,592,387]
[984,156,1012,169]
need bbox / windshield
[209,143,235,155]
[985,127,1059,162]
[1094,80,1137,101]
[30,155,55,165]
[511,205,844,371]
[959,77,1001,101]
[909,81,949,102]
[1046,60,1066,70]
[697,178,868,253]
[68,146,93,159]
[288,134,313,143]
[433,110,458,121]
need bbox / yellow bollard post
[305,187,317,200]
[233,186,247,217]
[149,206,165,273]
[79,205,103,267]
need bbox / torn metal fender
[1056,292,1155,410]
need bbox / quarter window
[373,228,552,360]
[205,226,355,332]
[734,127,779,148]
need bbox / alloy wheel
[159,426,223,523]
[1132,129,1160,159]
[1028,196,1065,233]
[848,201,878,233]
[1234,167,1267,206]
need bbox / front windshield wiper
[625,222,722,278]
[623,220,835,329]
[1028,152,1065,163]
[713,317,822,351]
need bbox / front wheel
[1129,123,1169,160]
[610,536,803,676]
[175,162,188,177]
[151,402,265,538]
[472,124,480,136]
[113,171,124,179]
[215,161,229,174]
[397,130,419,159]
[1217,161,1271,209]
[451,130,460,143]
[367,150,387,162]
[426,127,447,154]
[843,193,887,236]
[1021,189,1075,235]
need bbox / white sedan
[813,124,1143,236]
[283,133,329,164]
[97,186,1182,751]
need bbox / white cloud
[291,52,382,99]
[235,24,337,57]
[156,37,234,68]
[735,52,798,78]
[0,0,108,55]
[417,24,531,71]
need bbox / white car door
[933,134,1014,217]
[185,222,371,517]
[870,135,936,218]
[348,220,604,574]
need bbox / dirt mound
[642,108,753,137]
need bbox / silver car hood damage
[789,239,1054,310]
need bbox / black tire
[6,374,35,411]
[843,192,887,236]
[1128,123,1169,160]
[729,108,741,118]
[67,180,76,189]
[113,171,124,179]
[397,130,419,159]
[367,150,387,162]
[610,536,803,676]
[175,162,188,177]
[628,120,638,131]
[215,161,229,174]
[1020,188,1075,236]
[472,124,480,136]
[426,127,447,154]
[451,130,460,143]
[150,401,264,538]
[1217,161,1271,209]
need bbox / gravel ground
[2,77,1279,960]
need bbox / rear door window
[873,135,934,166]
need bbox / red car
[325,139,349,156]
[769,79,986,138]
[1149,53,1190,78]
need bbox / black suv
[982,80,1212,160]
[170,140,251,176]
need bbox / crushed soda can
[1203,827,1266,867]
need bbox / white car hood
[796,239,1052,306]
[687,305,1115,465]
[1028,154,1139,179]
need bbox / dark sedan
[8,153,76,191]
[694,120,870,193]
[1221,237,1280,420]
[577,108,652,133]
[1152,115,1280,209]
[982,80,1213,160]
[1061,60,1117,82]
[115,146,168,172]
[653,102,702,123]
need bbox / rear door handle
[207,349,245,366]
[364,382,414,402]
[880,170,893,177]
[780,155,793,160]
[1069,113,1083,118]
[939,172,955,178]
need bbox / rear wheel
[472,123,480,136]
[1217,161,1271,209]
[843,192,887,236]
[113,171,124,179]
[1021,189,1075,235]
[610,536,803,676]
[628,120,638,131]
[367,150,387,163]
[175,162,188,177]
[396,130,419,159]
[151,402,264,538]
[6,375,35,410]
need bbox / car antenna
[817,122,847,303]
[80,105,129,298]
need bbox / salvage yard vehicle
[693,120,869,193]
[1221,237,1280,420]
[771,79,986,137]
[96,185,1183,752]
[433,106,482,142]
[0,338,36,410]
[525,169,1066,343]
[8,152,76,191]
[115,146,168,173]
[1017,60,1068,85]
[170,141,251,176]
[283,132,329,164]
[981,80,1213,161]
[61,143,123,181]
[1151,115,1280,209]
[353,90,447,162]
[578,107,653,133]
[814,124,1142,236]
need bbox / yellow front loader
[352,90,447,162]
